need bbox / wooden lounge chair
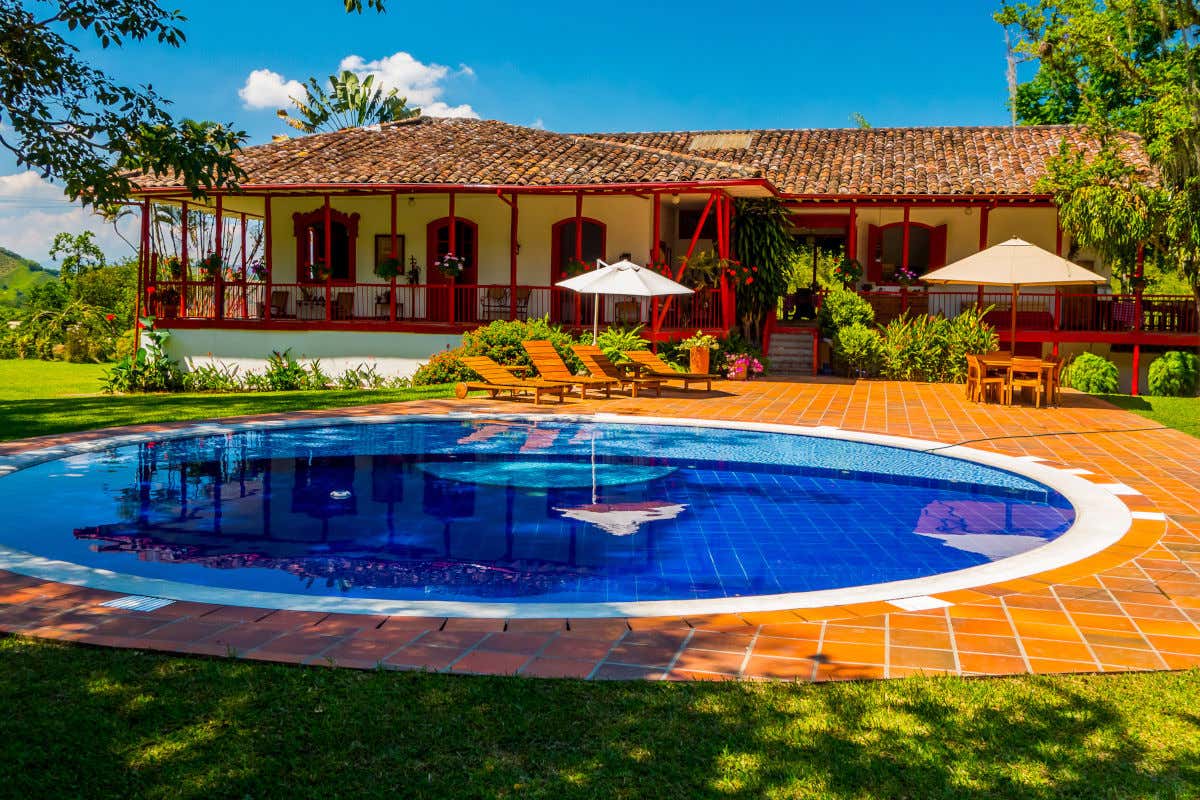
[522,340,619,399]
[572,345,663,398]
[456,355,570,405]
[1044,355,1065,407]
[1006,356,1045,407]
[623,349,714,391]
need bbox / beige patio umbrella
[555,259,693,344]
[920,238,1108,350]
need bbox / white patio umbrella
[555,259,693,344]
[920,238,1108,351]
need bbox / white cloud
[238,69,306,110]
[0,172,136,266]
[238,52,479,122]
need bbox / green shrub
[1063,352,1120,394]
[461,316,582,372]
[595,325,650,364]
[946,307,999,383]
[833,322,882,377]
[336,363,386,390]
[182,362,244,392]
[817,287,874,339]
[879,314,953,382]
[412,348,474,386]
[1147,351,1199,397]
[100,322,182,393]
[258,350,310,391]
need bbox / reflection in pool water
[0,420,1077,604]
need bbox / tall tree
[996,0,1200,309]
[0,1,387,207]
[277,70,421,134]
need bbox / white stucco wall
[166,329,462,379]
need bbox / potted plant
[153,285,180,319]
[435,252,466,280]
[375,255,403,280]
[680,330,720,375]
[895,264,919,287]
[162,255,184,281]
[724,352,765,381]
[833,257,863,287]
[560,256,589,279]
[197,252,222,282]
[248,260,267,282]
[308,259,331,282]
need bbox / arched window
[865,222,947,284]
[293,208,360,282]
[551,217,606,279]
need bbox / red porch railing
[148,281,727,336]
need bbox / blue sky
[1,0,1018,265]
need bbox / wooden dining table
[977,354,1056,405]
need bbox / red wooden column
[508,193,519,320]
[180,200,189,318]
[323,193,332,321]
[1132,244,1145,396]
[214,194,225,320]
[977,203,991,311]
[847,203,858,265]
[900,205,910,313]
[651,192,661,265]
[447,191,456,326]
[136,199,149,350]
[719,193,735,331]
[389,191,398,322]
[574,191,583,325]
[240,213,247,277]
[263,194,273,322]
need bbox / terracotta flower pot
[689,346,711,375]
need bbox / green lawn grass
[1099,394,1200,438]
[0,359,453,441]
[2,637,1198,799]
[2,360,1200,799]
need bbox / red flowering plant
[559,257,590,279]
[307,259,332,282]
[833,257,863,287]
[197,252,222,281]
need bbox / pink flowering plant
[894,264,920,286]
[435,252,467,279]
[724,352,765,379]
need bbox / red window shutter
[929,224,948,270]
[866,224,882,283]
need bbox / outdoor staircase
[766,328,816,375]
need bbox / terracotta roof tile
[580,125,1148,196]
[129,117,759,191]
[129,118,1148,197]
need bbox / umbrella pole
[1010,285,1019,354]
[593,293,600,345]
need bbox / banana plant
[278,70,421,134]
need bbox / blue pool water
[0,420,1076,604]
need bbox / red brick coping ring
[0,409,1167,681]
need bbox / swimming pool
[0,415,1127,616]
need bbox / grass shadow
[2,637,1198,799]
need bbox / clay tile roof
[128,118,1148,197]
[128,117,760,191]
[578,125,1149,196]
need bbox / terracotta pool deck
[1,378,1198,682]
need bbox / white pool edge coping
[0,412,1135,619]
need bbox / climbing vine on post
[730,198,793,345]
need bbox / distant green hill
[0,247,55,307]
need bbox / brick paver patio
[2,378,1198,682]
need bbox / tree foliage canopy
[277,71,420,134]
[997,0,1200,299]
[0,0,386,206]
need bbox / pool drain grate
[99,595,176,612]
